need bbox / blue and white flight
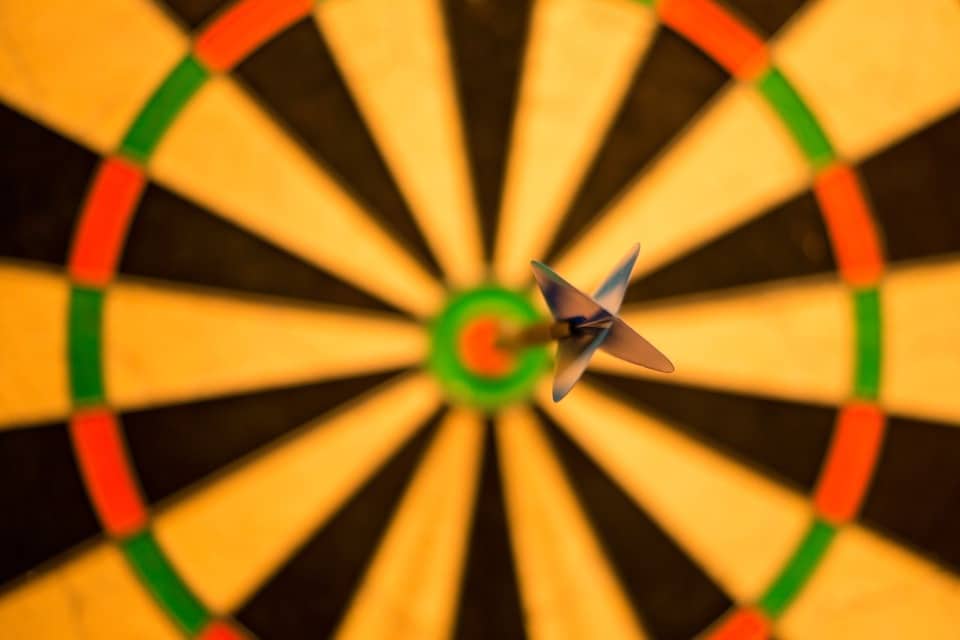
[529,244,674,401]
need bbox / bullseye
[427,286,550,409]
[457,317,515,378]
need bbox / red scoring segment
[814,165,885,286]
[706,608,770,640]
[198,621,248,640]
[458,317,517,378]
[69,409,148,537]
[193,0,314,72]
[814,403,886,523]
[68,157,146,287]
[658,0,768,79]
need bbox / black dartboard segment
[237,410,444,639]
[441,0,534,261]
[585,372,835,492]
[453,420,527,640]
[536,407,733,640]
[721,0,809,35]
[0,423,101,586]
[234,18,442,279]
[120,183,398,312]
[858,108,960,263]
[0,104,98,266]
[545,28,729,261]
[159,0,232,29]
[625,190,837,304]
[123,370,405,505]
[860,414,960,572]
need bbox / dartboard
[2,0,959,638]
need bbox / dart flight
[502,244,674,401]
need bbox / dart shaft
[498,320,571,350]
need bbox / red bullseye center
[457,317,516,378]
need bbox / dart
[499,244,674,401]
